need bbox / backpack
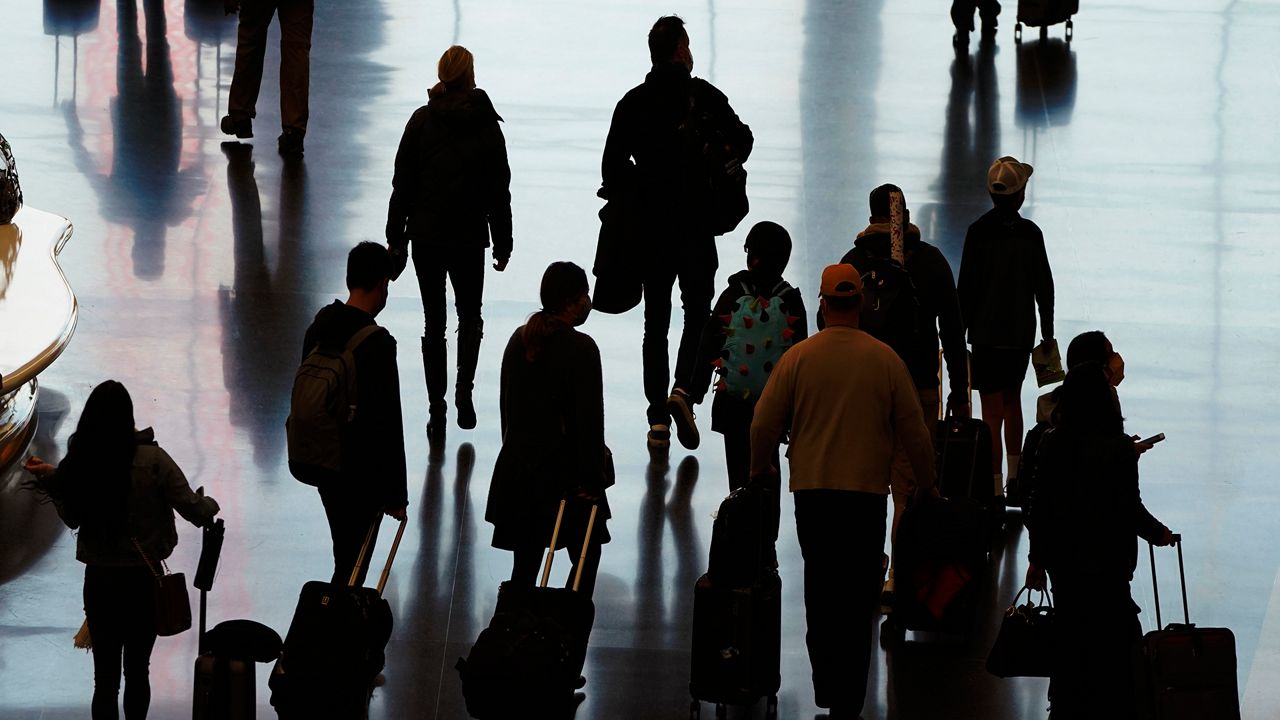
[858,191,921,359]
[713,280,799,402]
[286,325,382,486]
[679,83,749,236]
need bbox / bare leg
[979,390,1005,474]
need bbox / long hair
[60,381,138,537]
[1054,363,1124,436]
[523,262,588,362]
[431,45,474,97]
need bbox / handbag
[986,586,1055,678]
[1031,339,1065,387]
[133,538,193,637]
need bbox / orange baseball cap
[820,263,863,298]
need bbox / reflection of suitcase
[270,518,406,719]
[1015,0,1079,42]
[457,501,598,719]
[1135,536,1241,720]
[689,570,781,720]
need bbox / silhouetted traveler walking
[386,45,512,440]
[750,264,936,720]
[299,242,408,584]
[1025,362,1174,719]
[952,0,1001,46]
[670,220,808,489]
[957,156,1054,501]
[486,262,612,599]
[220,0,313,155]
[24,380,221,720]
[602,15,753,449]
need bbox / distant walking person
[298,242,408,584]
[220,0,313,155]
[486,262,612,599]
[386,45,512,440]
[602,15,753,449]
[951,0,1001,45]
[750,264,937,720]
[24,381,221,720]
[957,156,1054,501]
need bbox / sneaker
[456,391,476,430]
[665,389,700,450]
[646,424,671,450]
[427,412,447,442]
[278,128,305,156]
[220,114,253,139]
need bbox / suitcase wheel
[1040,24,1049,40]
[1065,19,1074,41]
[1014,22,1023,43]
[715,704,727,720]
[689,700,701,720]
[766,695,779,720]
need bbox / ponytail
[522,262,588,362]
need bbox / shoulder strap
[345,324,382,354]
[770,280,793,297]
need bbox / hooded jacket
[386,87,513,260]
[300,301,408,509]
[957,207,1054,350]
[842,221,969,400]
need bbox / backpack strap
[345,324,382,353]
[340,325,383,422]
[769,280,793,297]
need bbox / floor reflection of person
[23,380,220,720]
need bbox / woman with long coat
[485,262,612,599]
[24,381,220,719]
[386,45,513,438]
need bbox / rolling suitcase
[706,484,777,588]
[270,517,406,720]
[689,570,781,720]
[1015,0,1079,42]
[192,519,283,720]
[457,500,599,719]
[936,412,1000,524]
[1135,536,1241,720]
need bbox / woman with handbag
[1024,363,1173,719]
[24,380,220,720]
[484,262,612,599]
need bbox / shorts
[970,345,1030,393]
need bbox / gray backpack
[286,325,382,485]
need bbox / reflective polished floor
[2,0,1279,718]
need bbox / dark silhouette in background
[221,0,313,154]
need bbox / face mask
[573,297,592,327]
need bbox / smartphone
[1138,433,1166,445]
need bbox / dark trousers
[84,565,159,720]
[227,0,314,131]
[1048,576,1143,719]
[722,426,780,494]
[951,0,1001,31]
[794,489,887,713]
[413,241,485,412]
[511,542,603,599]
[319,482,382,585]
[642,238,717,425]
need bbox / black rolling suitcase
[269,517,406,720]
[936,412,1001,522]
[457,500,599,719]
[1135,536,1241,720]
[1015,0,1079,42]
[192,518,283,720]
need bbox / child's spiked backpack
[713,280,800,401]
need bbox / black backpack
[286,325,382,486]
[680,83,748,236]
[858,256,921,358]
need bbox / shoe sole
[665,396,700,450]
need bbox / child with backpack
[667,221,808,490]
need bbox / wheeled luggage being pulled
[457,500,599,719]
[1015,0,1079,42]
[269,517,406,720]
[1134,535,1241,720]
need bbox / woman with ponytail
[24,381,219,720]
[485,262,612,600]
[385,44,514,439]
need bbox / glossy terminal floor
[2,1,1280,718]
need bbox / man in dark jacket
[386,46,512,438]
[300,242,408,584]
[601,15,753,449]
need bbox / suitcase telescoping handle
[539,498,600,593]
[1148,533,1189,630]
[349,515,408,596]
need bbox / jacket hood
[727,268,790,294]
[853,221,923,256]
[309,300,376,348]
[426,87,503,125]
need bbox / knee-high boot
[455,318,482,429]
[423,335,448,437]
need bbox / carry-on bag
[192,519,283,720]
[689,569,781,720]
[1134,536,1241,720]
[270,517,407,720]
[986,586,1054,678]
[935,411,999,520]
[706,484,777,588]
[1015,0,1079,41]
[457,500,599,719]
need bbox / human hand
[576,488,601,504]
[1156,527,1176,547]
[947,399,972,419]
[493,254,509,272]
[387,243,409,281]
[385,505,408,522]
[1025,563,1047,591]
[1132,435,1154,458]
[23,456,55,479]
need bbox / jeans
[84,564,158,720]
[642,237,717,425]
[951,0,1001,31]
[794,489,887,713]
[412,241,486,412]
[227,0,314,131]
[319,481,383,585]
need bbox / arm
[385,114,419,249]
[369,334,409,511]
[484,120,514,266]
[1033,225,1054,340]
[156,449,220,527]
[601,98,636,196]
[1119,443,1169,545]
[707,83,754,162]
[933,254,970,408]
[787,289,810,344]
[689,286,737,397]
[573,338,608,495]
[956,227,978,340]
[890,358,936,496]
[24,459,82,529]
[749,352,795,477]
